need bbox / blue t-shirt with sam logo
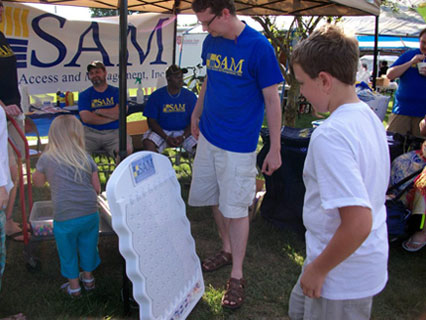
[143,86,197,131]
[78,85,120,131]
[200,24,283,153]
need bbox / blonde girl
[33,115,101,297]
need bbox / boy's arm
[300,205,372,299]
[32,170,47,187]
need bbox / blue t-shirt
[143,86,197,131]
[200,25,283,153]
[78,85,120,130]
[391,49,426,117]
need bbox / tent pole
[372,15,379,90]
[118,1,131,317]
[118,0,128,162]
[173,0,181,65]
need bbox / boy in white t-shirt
[288,25,390,320]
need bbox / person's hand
[3,104,21,117]
[191,114,200,140]
[261,149,281,176]
[300,262,327,299]
[0,186,9,211]
[166,136,181,147]
[411,54,425,65]
[176,135,185,145]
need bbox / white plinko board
[106,151,204,320]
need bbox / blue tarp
[357,35,419,53]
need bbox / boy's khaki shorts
[288,273,373,320]
[188,133,257,219]
[387,114,422,137]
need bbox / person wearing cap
[142,65,197,154]
[78,61,133,157]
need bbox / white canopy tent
[4,0,381,159]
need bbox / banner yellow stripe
[13,8,21,37]
[0,7,29,37]
[4,6,13,36]
[21,8,29,37]
[0,11,3,33]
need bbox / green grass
[2,98,425,319]
[2,165,426,319]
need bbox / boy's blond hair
[45,115,91,182]
[291,25,359,85]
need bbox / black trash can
[257,127,314,236]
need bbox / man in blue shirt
[386,28,426,137]
[142,65,197,154]
[188,0,283,309]
[78,61,132,157]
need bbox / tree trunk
[283,79,299,127]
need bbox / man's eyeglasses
[199,14,217,27]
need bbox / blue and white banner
[0,3,174,94]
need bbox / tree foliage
[254,16,337,126]
[90,8,119,17]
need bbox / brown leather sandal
[201,250,232,272]
[221,278,246,309]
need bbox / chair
[127,119,193,177]
[127,119,149,151]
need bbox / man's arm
[94,103,128,120]
[261,84,282,176]
[79,110,116,125]
[300,206,372,298]
[420,116,426,136]
[387,53,424,80]
[191,76,207,140]
[147,117,168,139]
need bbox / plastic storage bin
[30,200,54,237]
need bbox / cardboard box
[376,77,390,87]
